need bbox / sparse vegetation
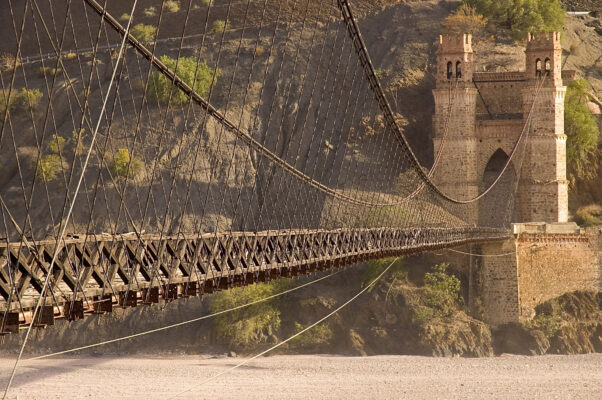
[1,88,44,114]
[574,204,602,226]
[131,23,157,42]
[120,13,131,21]
[165,1,180,13]
[528,312,563,339]
[38,66,62,78]
[48,134,66,154]
[211,19,231,34]
[413,263,461,327]
[210,279,293,350]
[63,52,77,60]
[110,148,143,178]
[0,53,20,71]
[34,153,63,182]
[289,322,333,349]
[564,78,600,182]
[441,4,487,36]
[17,88,43,110]
[144,7,157,17]
[362,257,408,292]
[147,55,220,105]
[464,0,565,41]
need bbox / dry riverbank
[1,354,601,399]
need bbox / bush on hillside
[34,153,63,182]
[1,88,44,115]
[48,134,66,154]
[147,55,220,105]
[564,78,600,182]
[289,322,333,349]
[464,0,565,41]
[362,257,408,292]
[211,19,231,34]
[0,89,16,115]
[210,279,293,350]
[413,263,462,326]
[131,24,156,42]
[110,148,143,178]
[574,204,602,226]
[0,53,20,71]
[165,1,180,13]
[144,7,157,18]
[17,88,43,110]
[441,4,488,36]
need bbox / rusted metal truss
[0,227,509,333]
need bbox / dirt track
[1,354,601,399]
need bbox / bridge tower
[518,32,568,223]
[432,34,478,222]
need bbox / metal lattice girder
[0,227,509,323]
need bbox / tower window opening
[536,59,542,77]
[545,58,551,76]
[456,61,462,79]
[447,61,453,79]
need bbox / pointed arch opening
[456,61,462,79]
[479,149,518,227]
[545,58,551,76]
[447,61,453,79]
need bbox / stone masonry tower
[432,34,478,223]
[518,32,568,222]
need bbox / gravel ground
[1,354,601,399]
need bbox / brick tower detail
[518,32,568,223]
[432,34,479,223]
[432,33,571,224]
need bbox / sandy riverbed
[1,354,601,399]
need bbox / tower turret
[518,32,568,223]
[432,34,478,222]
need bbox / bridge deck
[0,227,509,333]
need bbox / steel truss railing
[0,227,509,332]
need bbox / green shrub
[48,134,66,154]
[361,257,407,292]
[423,263,461,317]
[120,13,131,21]
[38,66,62,78]
[17,88,43,110]
[165,1,180,13]
[72,128,86,155]
[529,312,562,339]
[0,89,16,114]
[564,79,600,181]
[110,148,143,178]
[0,53,20,71]
[147,55,220,105]
[34,153,63,181]
[211,19,231,34]
[131,23,156,42]
[574,204,602,226]
[289,322,333,348]
[442,4,487,36]
[144,7,157,17]
[464,0,565,41]
[413,306,436,327]
[210,279,293,350]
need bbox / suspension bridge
[0,0,558,338]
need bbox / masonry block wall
[474,226,601,325]
[515,228,601,320]
[432,33,572,225]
